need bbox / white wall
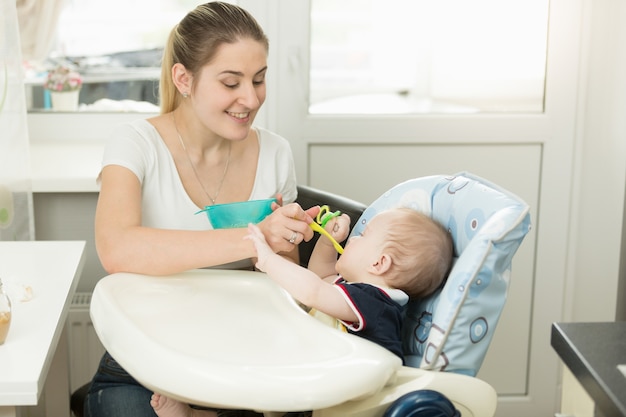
[567,0,626,322]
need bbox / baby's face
[335,212,394,278]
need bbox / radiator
[67,292,105,393]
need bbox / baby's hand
[324,213,351,243]
[244,223,275,271]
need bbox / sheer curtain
[16,0,67,61]
[0,0,34,240]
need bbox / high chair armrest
[312,366,497,417]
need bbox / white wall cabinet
[33,193,105,293]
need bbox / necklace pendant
[173,113,231,208]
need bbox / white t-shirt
[100,119,298,232]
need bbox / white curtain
[16,0,67,61]
[0,0,34,240]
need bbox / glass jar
[0,278,11,345]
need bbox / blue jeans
[85,351,268,417]
[85,351,156,417]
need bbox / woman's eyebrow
[219,66,268,77]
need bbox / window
[309,0,549,114]
[25,0,203,112]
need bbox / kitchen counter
[0,241,86,417]
[551,322,626,417]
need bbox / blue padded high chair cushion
[349,172,531,376]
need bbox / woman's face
[191,38,268,141]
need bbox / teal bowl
[197,198,276,229]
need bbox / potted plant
[44,65,83,111]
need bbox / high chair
[84,172,530,417]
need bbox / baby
[247,207,453,358]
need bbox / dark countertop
[551,322,626,417]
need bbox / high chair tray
[90,269,402,412]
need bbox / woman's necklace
[173,113,231,205]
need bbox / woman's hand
[257,202,320,254]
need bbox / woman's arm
[95,165,315,275]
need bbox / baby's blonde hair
[382,208,453,299]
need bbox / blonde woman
[86,3,316,417]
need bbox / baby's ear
[370,253,392,275]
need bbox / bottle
[0,278,11,345]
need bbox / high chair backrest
[350,172,531,376]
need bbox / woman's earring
[182,92,189,98]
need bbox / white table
[91,269,498,417]
[91,269,402,413]
[0,241,86,417]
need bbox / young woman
[85,3,317,417]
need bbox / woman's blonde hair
[160,2,269,114]
[382,208,454,299]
